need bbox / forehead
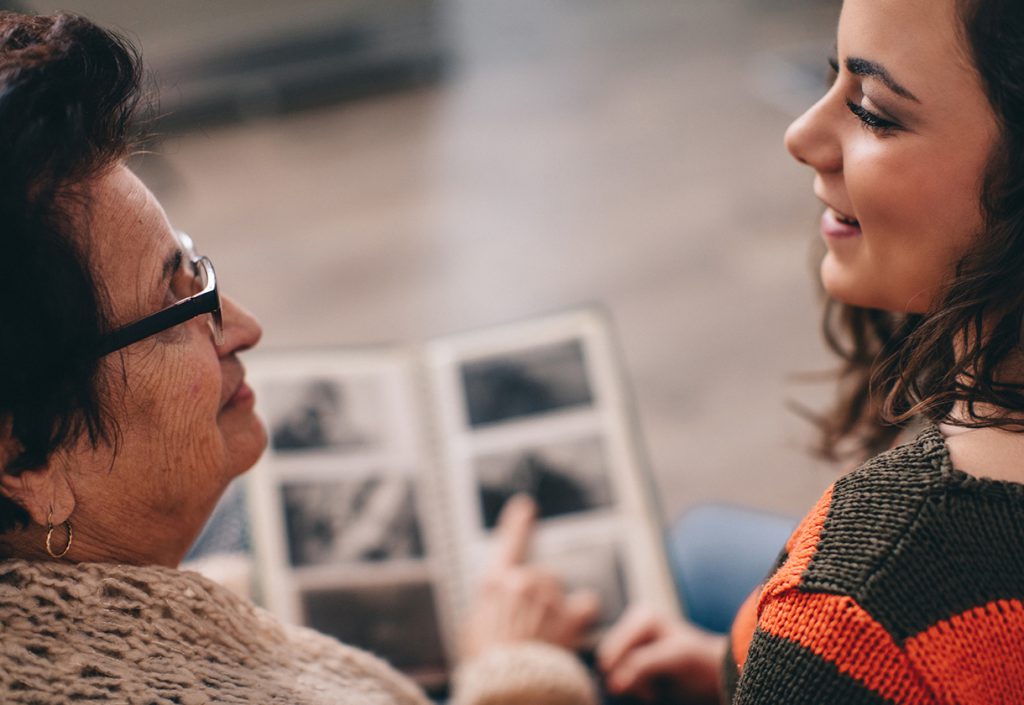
[838,0,975,88]
[87,165,171,249]
[83,165,179,316]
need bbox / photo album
[204,307,680,690]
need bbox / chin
[223,414,268,478]
[821,257,869,308]
[820,255,891,311]
[819,252,939,313]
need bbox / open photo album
[212,307,679,689]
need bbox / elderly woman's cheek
[151,352,223,447]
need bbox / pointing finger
[490,494,537,572]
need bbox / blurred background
[19,0,841,523]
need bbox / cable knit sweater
[723,424,1024,704]
[0,560,597,705]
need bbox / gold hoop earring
[45,511,73,559]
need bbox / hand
[597,605,727,703]
[459,495,601,661]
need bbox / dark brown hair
[819,0,1024,459]
[0,12,143,532]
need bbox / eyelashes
[827,56,903,136]
[845,100,901,135]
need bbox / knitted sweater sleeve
[726,425,1024,705]
[727,487,939,705]
[731,587,938,704]
[449,642,598,705]
[731,580,1024,704]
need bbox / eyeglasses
[97,232,223,357]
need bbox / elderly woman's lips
[220,359,251,409]
[225,382,254,408]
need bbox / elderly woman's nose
[218,295,262,355]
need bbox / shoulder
[940,422,1024,484]
[282,622,432,705]
[736,428,1024,703]
[764,423,1024,639]
[800,426,950,598]
[763,426,949,603]
[0,560,432,705]
[730,426,1024,703]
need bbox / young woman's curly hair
[819,0,1024,459]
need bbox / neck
[0,511,193,567]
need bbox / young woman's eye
[827,56,839,88]
[846,99,901,135]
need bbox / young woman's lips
[821,207,862,240]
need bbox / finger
[605,636,685,696]
[502,569,558,641]
[526,588,563,640]
[596,605,661,672]
[561,589,601,642]
[489,494,537,571]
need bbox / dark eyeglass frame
[97,233,223,357]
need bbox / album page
[422,307,681,638]
[241,307,680,689]
[244,348,457,690]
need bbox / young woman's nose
[784,92,843,175]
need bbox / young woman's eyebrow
[846,57,920,103]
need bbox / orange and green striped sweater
[723,424,1024,704]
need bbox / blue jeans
[596,504,797,704]
[666,503,798,635]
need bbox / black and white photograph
[301,581,447,676]
[459,339,594,428]
[282,477,424,567]
[263,376,384,453]
[475,436,614,529]
[541,543,628,630]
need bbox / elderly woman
[0,13,599,704]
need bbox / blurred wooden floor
[142,0,843,522]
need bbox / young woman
[598,0,1024,702]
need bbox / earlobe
[0,462,76,528]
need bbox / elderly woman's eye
[169,265,199,300]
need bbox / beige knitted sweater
[0,560,597,705]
